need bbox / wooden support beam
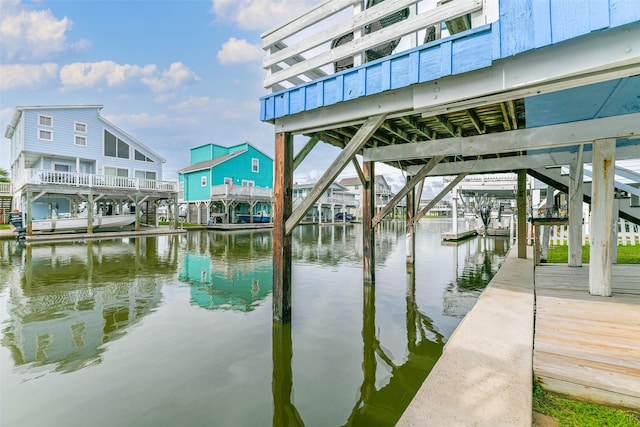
[436,115,458,137]
[589,138,616,297]
[412,173,468,223]
[399,116,434,140]
[273,132,294,323]
[465,109,486,134]
[285,114,386,235]
[406,176,416,266]
[415,178,425,205]
[500,102,512,131]
[506,100,518,130]
[372,155,444,227]
[568,145,584,267]
[365,112,640,162]
[87,194,94,234]
[363,161,375,283]
[26,191,33,236]
[517,170,527,259]
[293,135,319,170]
[351,157,365,186]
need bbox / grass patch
[0,224,11,230]
[547,244,640,264]
[533,379,640,426]
[158,221,202,227]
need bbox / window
[38,129,53,141]
[242,180,255,187]
[75,122,87,133]
[39,115,52,127]
[135,170,156,180]
[134,149,154,163]
[54,164,70,172]
[105,167,128,177]
[201,176,207,186]
[252,158,259,173]
[75,135,87,146]
[103,129,130,159]
[224,177,233,186]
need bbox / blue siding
[525,75,640,127]
[260,0,640,122]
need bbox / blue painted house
[4,105,177,233]
[178,142,274,224]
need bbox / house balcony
[14,169,178,195]
[210,184,274,200]
[0,182,10,197]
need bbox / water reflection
[178,231,272,312]
[443,236,509,318]
[0,220,508,426]
[1,237,179,374]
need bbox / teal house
[178,142,274,224]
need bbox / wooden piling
[273,132,294,322]
[517,170,527,259]
[406,176,416,266]
[363,161,375,284]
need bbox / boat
[236,211,271,224]
[32,214,136,233]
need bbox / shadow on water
[0,220,508,426]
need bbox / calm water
[0,219,509,427]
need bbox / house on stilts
[260,0,640,416]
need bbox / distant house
[178,142,274,224]
[293,181,359,223]
[339,175,395,217]
[4,105,177,233]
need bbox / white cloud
[59,61,156,88]
[211,0,322,30]
[217,38,263,65]
[141,62,201,93]
[0,63,58,90]
[0,3,89,62]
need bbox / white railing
[210,184,273,198]
[262,0,493,91]
[0,182,10,195]
[293,194,359,206]
[16,169,177,192]
[444,173,518,183]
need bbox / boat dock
[441,229,477,242]
[398,247,640,425]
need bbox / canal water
[0,219,509,427]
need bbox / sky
[0,0,437,195]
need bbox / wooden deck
[534,264,640,410]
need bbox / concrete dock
[397,247,535,426]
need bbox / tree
[0,168,9,183]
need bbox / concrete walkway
[397,247,535,426]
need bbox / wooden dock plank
[533,263,640,410]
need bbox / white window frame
[135,170,156,180]
[38,115,53,127]
[74,122,87,133]
[53,163,70,172]
[242,180,255,187]
[201,176,207,187]
[224,177,233,186]
[38,129,53,141]
[104,166,129,177]
[74,135,87,146]
[251,158,259,173]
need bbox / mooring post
[273,132,294,322]
[517,170,527,259]
[406,175,416,266]
[541,185,554,262]
[589,138,615,296]
[87,194,94,234]
[363,161,375,283]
